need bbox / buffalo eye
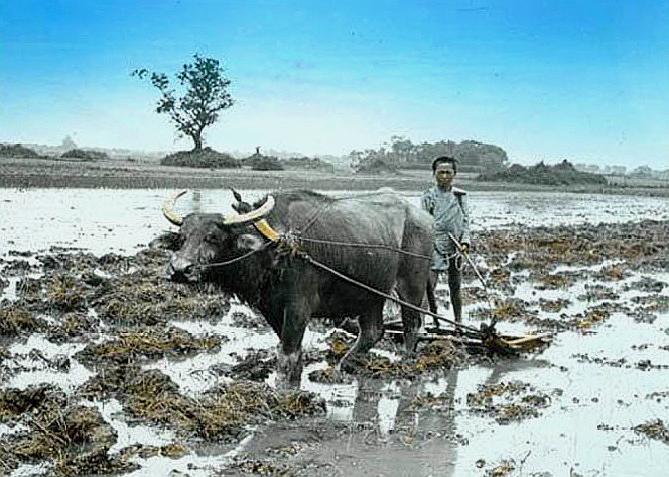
[205,233,219,245]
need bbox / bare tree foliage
[133,55,234,151]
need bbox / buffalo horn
[223,195,275,225]
[161,190,187,226]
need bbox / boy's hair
[431,156,458,174]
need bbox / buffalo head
[161,190,275,283]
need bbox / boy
[421,156,471,324]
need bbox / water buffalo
[162,189,435,384]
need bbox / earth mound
[61,149,109,161]
[242,153,284,171]
[477,160,608,186]
[161,147,241,169]
[0,144,42,159]
[281,156,334,173]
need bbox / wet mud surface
[1,199,668,475]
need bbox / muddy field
[1,156,668,197]
[0,187,668,476]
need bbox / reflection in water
[335,371,459,476]
[482,356,552,387]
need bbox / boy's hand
[460,243,470,254]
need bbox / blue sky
[1,0,668,167]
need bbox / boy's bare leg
[426,270,440,327]
[447,260,462,324]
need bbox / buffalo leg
[339,298,385,372]
[276,305,308,386]
[396,278,426,353]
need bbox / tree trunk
[191,133,203,152]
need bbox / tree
[133,54,234,151]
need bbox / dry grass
[0,305,44,336]
[76,327,222,365]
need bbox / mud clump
[320,332,463,379]
[535,272,576,290]
[46,274,90,311]
[229,310,270,330]
[624,276,667,293]
[483,458,517,477]
[461,286,493,305]
[94,277,229,327]
[5,406,132,476]
[223,349,276,381]
[578,284,618,302]
[633,419,669,445]
[0,305,45,337]
[222,454,335,476]
[466,381,552,424]
[539,298,571,313]
[471,298,536,324]
[479,220,667,274]
[571,306,612,331]
[630,294,669,321]
[308,366,354,385]
[79,368,325,442]
[0,384,66,422]
[0,385,133,476]
[117,442,188,460]
[592,264,629,282]
[46,312,98,343]
[75,326,222,366]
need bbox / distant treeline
[160,149,334,172]
[478,160,608,186]
[349,136,509,173]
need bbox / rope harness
[170,190,550,353]
[195,210,480,335]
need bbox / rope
[297,237,432,260]
[185,230,479,335]
[194,242,274,270]
[302,253,481,335]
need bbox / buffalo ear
[232,201,253,213]
[236,233,264,251]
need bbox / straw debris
[466,381,552,424]
[46,274,89,311]
[0,384,66,422]
[633,419,669,445]
[79,369,325,442]
[0,305,45,337]
[76,326,222,366]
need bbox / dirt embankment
[1,156,668,196]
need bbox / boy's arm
[460,193,471,246]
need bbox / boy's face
[434,162,455,188]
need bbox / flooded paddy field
[1,188,668,476]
